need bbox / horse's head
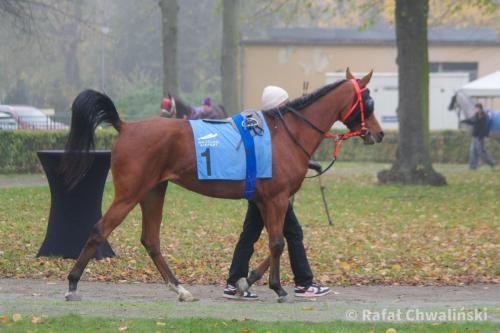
[343,68,384,145]
[162,94,195,119]
[160,94,177,118]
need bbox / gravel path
[0,174,47,188]
[0,279,498,322]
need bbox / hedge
[1,130,499,173]
[0,129,116,173]
[313,130,500,163]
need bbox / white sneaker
[294,282,331,297]
[223,284,258,300]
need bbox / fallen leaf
[118,326,128,331]
[385,328,397,333]
[0,315,9,323]
[31,316,42,324]
[12,314,22,322]
[156,321,166,326]
[241,328,250,333]
[392,264,401,272]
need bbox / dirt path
[0,174,48,188]
[0,279,498,322]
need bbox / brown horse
[161,94,227,119]
[61,69,383,302]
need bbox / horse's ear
[359,69,373,88]
[346,67,355,80]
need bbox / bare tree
[0,0,76,32]
[159,0,179,96]
[221,0,239,113]
[0,0,34,29]
[378,0,446,186]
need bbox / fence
[0,115,71,131]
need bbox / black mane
[171,95,192,119]
[264,79,346,114]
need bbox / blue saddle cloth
[189,112,272,181]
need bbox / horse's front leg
[259,198,288,302]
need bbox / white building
[326,72,470,130]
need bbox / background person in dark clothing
[223,86,330,300]
[460,103,496,170]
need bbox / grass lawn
[0,163,498,285]
[0,314,498,333]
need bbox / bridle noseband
[269,79,369,176]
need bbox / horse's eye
[365,99,374,112]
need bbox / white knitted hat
[261,85,289,111]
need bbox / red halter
[323,79,368,160]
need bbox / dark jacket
[461,111,490,138]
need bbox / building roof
[242,26,499,46]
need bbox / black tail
[60,89,121,189]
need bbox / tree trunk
[377,0,446,186]
[62,2,82,90]
[159,0,179,96]
[221,0,240,114]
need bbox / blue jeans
[469,137,495,170]
[227,201,314,287]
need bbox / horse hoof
[236,277,249,294]
[64,291,82,301]
[178,293,197,302]
[277,295,290,303]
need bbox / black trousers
[227,201,314,287]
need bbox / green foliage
[115,84,163,120]
[182,86,222,108]
[451,0,498,14]
[0,130,116,173]
[314,130,500,164]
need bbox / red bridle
[323,79,368,160]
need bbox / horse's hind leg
[236,255,270,294]
[139,182,195,302]
[66,199,135,300]
[248,256,271,284]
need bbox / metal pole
[318,174,333,226]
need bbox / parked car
[0,105,68,130]
[0,111,18,130]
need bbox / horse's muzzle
[374,131,384,143]
[362,131,384,145]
